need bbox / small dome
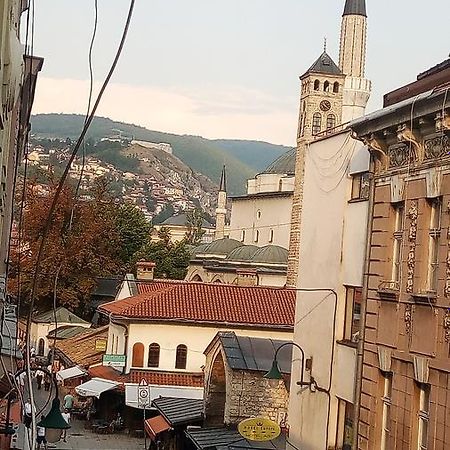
[226,245,259,262]
[262,148,296,175]
[251,245,288,264]
[192,243,210,255]
[203,238,243,256]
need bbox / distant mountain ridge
[31,114,291,195]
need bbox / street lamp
[264,342,312,387]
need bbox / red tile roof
[99,281,295,328]
[88,366,203,388]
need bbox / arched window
[278,179,283,191]
[240,230,246,242]
[327,114,336,131]
[333,82,339,93]
[132,342,144,368]
[175,345,187,369]
[269,229,274,243]
[314,79,320,91]
[37,338,45,356]
[324,81,330,92]
[148,343,160,368]
[254,230,259,243]
[191,274,203,282]
[312,113,322,135]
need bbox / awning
[75,377,120,398]
[56,366,86,382]
[125,384,203,409]
[144,415,171,441]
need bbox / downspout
[352,149,376,449]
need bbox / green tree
[185,208,206,245]
[114,204,151,266]
[133,236,191,280]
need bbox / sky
[31,0,450,146]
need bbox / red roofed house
[98,261,295,399]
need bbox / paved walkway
[16,379,145,450]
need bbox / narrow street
[16,380,145,450]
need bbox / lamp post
[264,342,312,387]
[12,367,70,447]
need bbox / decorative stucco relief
[405,304,413,336]
[445,228,450,298]
[444,309,450,343]
[406,201,418,294]
[424,135,449,160]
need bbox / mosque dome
[262,148,296,176]
[201,238,243,256]
[226,245,259,262]
[251,245,289,264]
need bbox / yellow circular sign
[237,417,281,442]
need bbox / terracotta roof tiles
[99,281,295,328]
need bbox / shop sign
[237,417,281,442]
[102,354,126,367]
[95,339,107,351]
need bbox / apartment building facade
[351,59,450,449]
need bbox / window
[314,79,320,91]
[337,400,354,450]
[426,198,441,292]
[132,342,144,368]
[254,230,259,243]
[256,210,261,219]
[351,172,370,201]
[344,286,362,342]
[312,113,322,135]
[324,80,330,92]
[278,179,283,191]
[175,344,187,369]
[391,202,405,288]
[417,384,431,450]
[269,229,274,243]
[148,343,160,368]
[380,372,393,450]
[326,114,336,131]
[240,230,245,242]
[333,81,340,93]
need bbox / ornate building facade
[287,0,371,286]
[351,59,450,450]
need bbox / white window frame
[426,198,441,292]
[417,385,430,450]
[391,202,404,287]
[380,373,392,450]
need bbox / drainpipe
[352,151,376,450]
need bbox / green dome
[252,245,288,264]
[263,148,296,176]
[203,238,243,256]
[226,245,259,262]
[192,242,210,255]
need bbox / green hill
[30,114,291,195]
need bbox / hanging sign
[95,339,107,351]
[103,354,126,367]
[237,417,281,442]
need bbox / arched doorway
[37,338,45,356]
[205,352,226,427]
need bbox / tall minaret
[215,165,227,239]
[339,0,371,122]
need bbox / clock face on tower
[320,100,331,111]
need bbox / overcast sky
[31,0,450,145]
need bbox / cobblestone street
[16,380,145,450]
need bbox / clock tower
[297,50,345,143]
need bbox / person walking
[23,399,32,429]
[43,373,51,391]
[35,369,44,390]
[61,409,70,442]
[63,393,74,412]
[36,416,48,450]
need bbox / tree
[9,180,122,313]
[132,235,191,280]
[114,204,150,267]
[185,208,206,245]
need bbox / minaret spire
[339,0,371,122]
[215,165,227,239]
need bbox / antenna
[323,37,327,53]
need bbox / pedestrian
[36,416,47,450]
[35,369,44,390]
[23,398,32,428]
[61,409,70,442]
[16,371,26,393]
[44,373,51,391]
[63,392,74,412]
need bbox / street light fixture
[264,342,312,387]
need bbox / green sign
[103,354,126,367]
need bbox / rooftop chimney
[136,261,156,281]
